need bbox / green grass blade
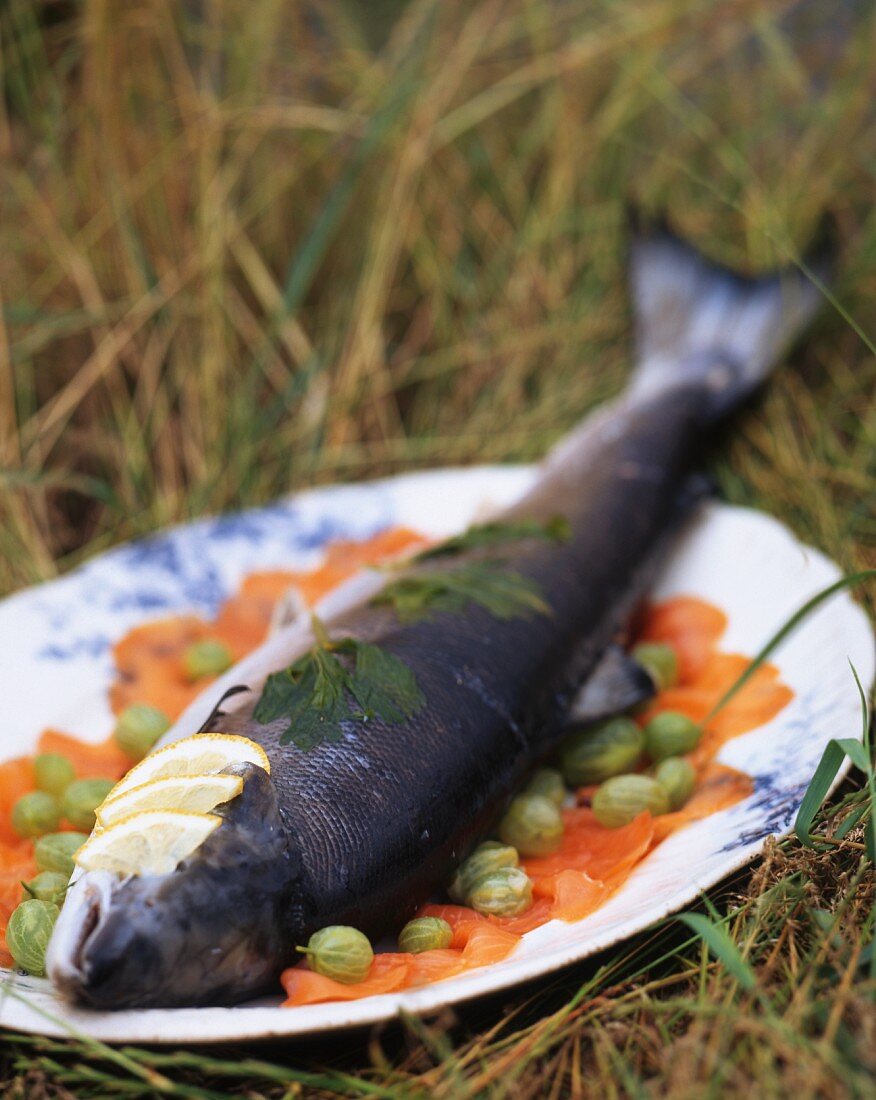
[677,912,757,991]
[848,661,876,863]
[279,96,404,316]
[278,11,435,318]
[833,800,869,841]
[704,570,876,724]
[833,737,871,774]
[0,980,185,1094]
[796,738,870,848]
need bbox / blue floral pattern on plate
[0,466,871,1045]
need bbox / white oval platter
[0,466,872,1043]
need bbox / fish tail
[627,214,834,417]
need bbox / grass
[0,0,875,1094]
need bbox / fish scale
[47,222,830,1008]
[231,399,709,940]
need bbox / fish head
[46,762,302,1009]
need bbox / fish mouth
[46,871,117,1001]
[47,763,303,1009]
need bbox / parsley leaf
[415,515,569,561]
[253,629,425,750]
[372,561,551,624]
[348,642,425,724]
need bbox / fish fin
[628,214,834,418]
[567,644,656,725]
[197,684,250,733]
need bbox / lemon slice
[107,733,270,802]
[96,773,244,829]
[76,811,222,876]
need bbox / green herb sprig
[414,516,569,561]
[370,515,566,624]
[254,618,425,750]
[372,561,550,624]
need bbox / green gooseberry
[183,639,233,681]
[525,767,567,807]
[11,792,61,839]
[24,870,69,905]
[558,717,644,786]
[448,842,519,903]
[114,704,171,761]
[498,794,563,857]
[301,925,373,984]
[468,867,533,917]
[631,642,679,690]
[6,899,60,976]
[644,711,702,762]
[654,757,697,810]
[34,832,89,877]
[592,774,670,828]
[62,778,115,832]
[398,916,453,954]
[33,754,76,798]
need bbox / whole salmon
[48,225,827,1008]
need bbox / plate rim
[0,467,872,1044]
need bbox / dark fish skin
[47,224,829,1008]
[50,390,707,1011]
[216,387,711,944]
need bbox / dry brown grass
[1,0,873,596]
[1,0,875,1095]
